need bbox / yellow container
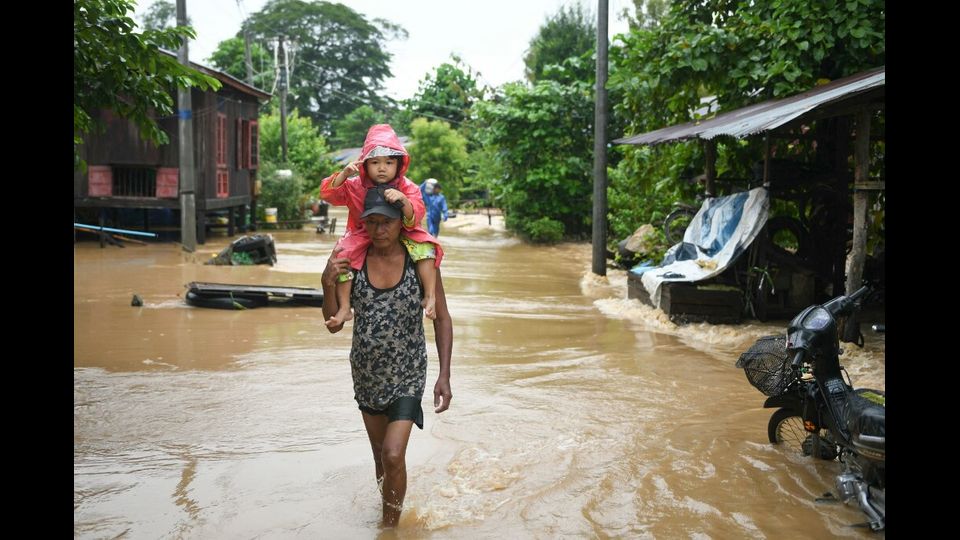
[265,208,278,223]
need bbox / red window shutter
[236,118,243,169]
[217,169,229,198]
[216,113,227,167]
[156,167,179,198]
[242,120,250,168]
[88,166,113,197]
[248,120,259,169]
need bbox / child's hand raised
[342,160,363,177]
[382,188,407,209]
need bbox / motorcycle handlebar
[848,285,871,303]
[824,285,871,317]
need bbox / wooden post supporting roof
[846,109,872,295]
[703,139,716,197]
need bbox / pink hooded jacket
[320,124,443,270]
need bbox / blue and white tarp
[633,187,770,308]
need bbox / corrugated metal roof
[614,66,884,146]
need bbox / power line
[324,86,464,126]
[231,10,478,123]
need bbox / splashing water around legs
[73,213,885,538]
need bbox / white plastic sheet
[635,187,770,308]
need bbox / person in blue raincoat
[419,178,449,237]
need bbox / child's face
[364,156,400,184]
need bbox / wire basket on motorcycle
[735,335,793,396]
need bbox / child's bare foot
[325,308,353,327]
[421,295,436,320]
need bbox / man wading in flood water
[322,187,454,528]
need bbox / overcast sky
[133,0,634,100]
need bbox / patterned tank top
[349,251,427,410]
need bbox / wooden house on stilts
[74,55,272,244]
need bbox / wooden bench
[627,272,744,324]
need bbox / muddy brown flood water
[74,209,884,538]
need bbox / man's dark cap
[360,187,402,220]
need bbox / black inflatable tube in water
[185,290,269,310]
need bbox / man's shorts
[358,395,424,429]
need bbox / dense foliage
[329,105,386,149]
[606,0,885,245]
[257,162,307,226]
[258,107,336,188]
[256,106,336,226]
[523,3,596,84]
[138,0,185,31]
[474,80,595,242]
[81,0,884,252]
[612,0,885,134]
[404,118,469,206]
[407,55,486,126]
[207,37,274,92]
[240,0,408,134]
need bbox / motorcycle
[736,285,885,530]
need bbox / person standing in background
[420,178,449,237]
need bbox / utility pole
[591,0,609,276]
[243,29,254,85]
[278,34,288,163]
[176,0,197,252]
[243,26,256,232]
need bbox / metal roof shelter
[612,66,885,313]
[614,66,884,146]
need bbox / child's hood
[360,124,410,184]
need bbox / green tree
[74,0,220,170]
[257,107,337,224]
[257,162,308,226]
[407,55,485,126]
[329,105,386,149]
[242,0,408,134]
[258,106,336,187]
[620,0,668,32]
[384,105,419,138]
[606,0,884,244]
[459,143,498,206]
[207,37,274,91]
[474,80,595,242]
[139,0,188,31]
[523,3,596,84]
[606,141,700,250]
[611,0,885,134]
[405,118,469,206]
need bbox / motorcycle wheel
[768,408,805,448]
[663,207,697,245]
[767,408,833,458]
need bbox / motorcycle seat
[847,392,885,460]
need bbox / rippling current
[74,208,884,538]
